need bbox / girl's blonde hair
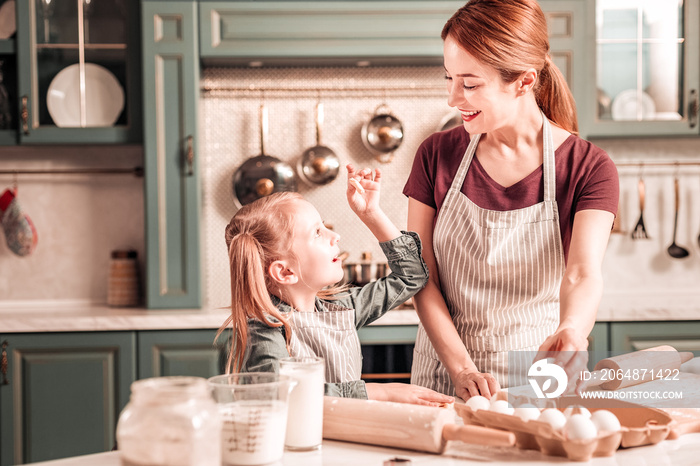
[443,0,578,134]
[217,192,346,373]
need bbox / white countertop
[25,434,700,465]
[1,300,698,333]
[0,303,419,333]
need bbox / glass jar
[116,376,221,466]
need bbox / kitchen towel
[0,188,38,256]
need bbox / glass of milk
[208,373,296,465]
[279,357,325,451]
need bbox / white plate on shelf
[47,63,125,127]
[611,89,656,121]
[0,0,16,39]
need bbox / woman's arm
[537,209,614,378]
[408,197,499,399]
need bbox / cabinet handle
[1,340,8,385]
[21,96,29,135]
[689,90,698,129]
[185,135,194,176]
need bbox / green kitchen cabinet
[609,321,700,356]
[138,329,228,378]
[579,0,700,138]
[11,0,141,144]
[0,332,136,466]
[199,1,463,66]
[141,0,202,308]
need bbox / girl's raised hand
[346,164,381,216]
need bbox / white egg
[538,408,567,430]
[465,395,491,411]
[590,410,621,433]
[489,400,515,415]
[564,414,598,440]
[563,405,591,418]
[513,403,541,422]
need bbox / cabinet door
[610,321,700,355]
[141,1,201,308]
[539,0,588,131]
[138,329,228,379]
[588,322,609,371]
[0,332,136,466]
[14,0,141,144]
[199,1,463,65]
[580,0,700,137]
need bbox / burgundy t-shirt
[403,127,619,263]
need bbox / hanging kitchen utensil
[232,104,297,207]
[361,103,403,163]
[437,110,463,132]
[631,176,650,239]
[0,186,38,256]
[666,176,689,259]
[298,102,340,186]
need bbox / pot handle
[373,102,394,116]
[260,104,268,156]
[316,102,324,145]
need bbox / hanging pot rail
[202,83,447,98]
[0,167,144,177]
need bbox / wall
[200,66,700,316]
[0,146,144,307]
[1,66,699,316]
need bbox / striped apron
[287,304,362,384]
[411,113,564,394]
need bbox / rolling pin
[323,396,515,454]
[584,345,694,390]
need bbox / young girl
[219,164,453,406]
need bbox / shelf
[0,38,15,55]
[36,43,127,50]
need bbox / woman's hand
[535,327,589,393]
[366,382,454,407]
[453,369,500,400]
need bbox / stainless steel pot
[361,104,403,163]
[232,104,297,207]
[342,252,389,286]
[438,110,463,132]
[298,102,340,186]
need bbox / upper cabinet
[580,0,700,138]
[10,0,141,144]
[198,1,464,66]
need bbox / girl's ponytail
[218,222,292,373]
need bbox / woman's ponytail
[537,55,578,134]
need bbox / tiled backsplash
[200,66,700,315]
[200,66,454,310]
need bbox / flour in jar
[219,400,288,466]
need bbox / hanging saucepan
[437,110,463,132]
[361,103,404,163]
[232,104,297,207]
[298,102,340,186]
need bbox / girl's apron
[411,113,564,394]
[288,304,362,383]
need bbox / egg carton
[454,395,673,462]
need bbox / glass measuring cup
[208,373,297,466]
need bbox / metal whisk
[631,177,650,240]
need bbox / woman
[405,0,618,400]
